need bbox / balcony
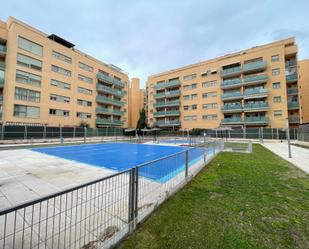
[0,75,4,87]
[96,107,124,116]
[96,84,124,96]
[221,117,243,124]
[97,73,126,88]
[220,66,242,78]
[244,116,269,125]
[221,104,243,113]
[0,44,6,57]
[243,102,269,112]
[221,91,243,101]
[153,110,180,117]
[286,73,298,83]
[243,61,267,74]
[154,80,181,90]
[243,74,268,86]
[288,101,299,109]
[96,118,124,126]
[96,96,124,106]
[154,120,180,127]
[0,95,3,102]
[154,100,180,108]
[221,78,243,89]
[288,116,300,124]
[285,61,297,68]
[287,88,298,95]
[154,90,180,99]
[243,88,268,99]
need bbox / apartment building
[147,37,308,130]
[128,78,145,128]
[0,17,144,129]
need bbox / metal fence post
[60,127,63,144]
[286,119,292,158]
[271,128,273,140]
[243,126,246,139]
[84,127,87,143]
[1,125,4,140]
[248,141,252,153]
[43,125,46,140]
[73,127,76,139]
[185,150,189,180]
[24,126,27,140]
[293,128,296,140]
[261,127,264,143]
[276,128,279,140]
[128,167,138,232]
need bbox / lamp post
[286,118,292,158]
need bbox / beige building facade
[147,37,308,130]
[128,78,145,128]
[0,17,144,129]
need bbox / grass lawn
[117,144,309,249]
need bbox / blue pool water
[33,143,212,183]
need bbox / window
[14,104,39,118]
[272,82,281,89]
[77,99,92,107]
[202,92,217,98]
[17,53,42,71]
[274,110,282,117]
[271,55,279,62]
[52,51,72,64]
[15,87,40,102]
[183,74,196,81]
[77,87,92,95]
[50,94,70,103]
[18,36,43,56]
[184,115,197,121]
[203,114,217,120]
[77,112,92,119]
[202,80,217,88]
[16,70,41,87]
[79,62,93,72]
[183,94,197,100]
[49,109,70,117]
[183,105,197,111]
[273,96,281,103]
[78,74,93,84]
[272,68,280,76]
[183,83,197,90]
[51,79,71,90]
[202,103,218,109]
[51,65,71,76]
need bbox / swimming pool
[33,143,211,183]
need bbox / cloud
[1,0,309,87]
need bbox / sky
[1,0,309,87]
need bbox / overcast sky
[1,0,309,87]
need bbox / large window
[17,53,42,71]
[183,104,197,110]
[16,70,41,87]
[49,109,69,117]
[271,55,279,62]
[202,103,218,109]
[203,114,217,120]
[77,99,92,107]
[51,79,71,90]
[183,94,197,100]
[184,115,197,121]
[50,94,70,103]
[272,82,281,89]
[183,83,197,90]
[18,36,43,56]
[274,110,282,117]
[79,62,93,72]
[183,74,197,81]
[78,74,93,84]
[272,68,280,76]
[15,87,40,102]
[202,92,217,98]
[14,104,40,118]
[52,51,72,64]
[273,96,281,103]
[77,87,92,95]
[51,65,71,76]
[77,112,92,118]
[202,80,217,88]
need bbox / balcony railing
[154,80,181,89]
[243,88,268,98]
[221,78,243,89]
[221,91,243,100]
[243,61,267,73]
[287,88,298,95]
[154,100,180,107]
[243,102,269,111]
[286,73,298,83]
[154,90,180,99]
[96,107,124,116]
[220,66,242,78]
[0,44,6,55]
[97,73,126,88]
[0,95,3,101]
[96,96,124,106]
[244,116,269,124]
[0,75,4,87]
[96,84,124,96]
[221,105,243,112]
[288,101,299,109]
[288,116,300,123]
[285,61,297,68]
[96,118,124,126]
[153,110,180,117]
[221,117,243,124]
[154,120,180,127]
[243,74,268,85]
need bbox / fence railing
[0,140,225,249]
